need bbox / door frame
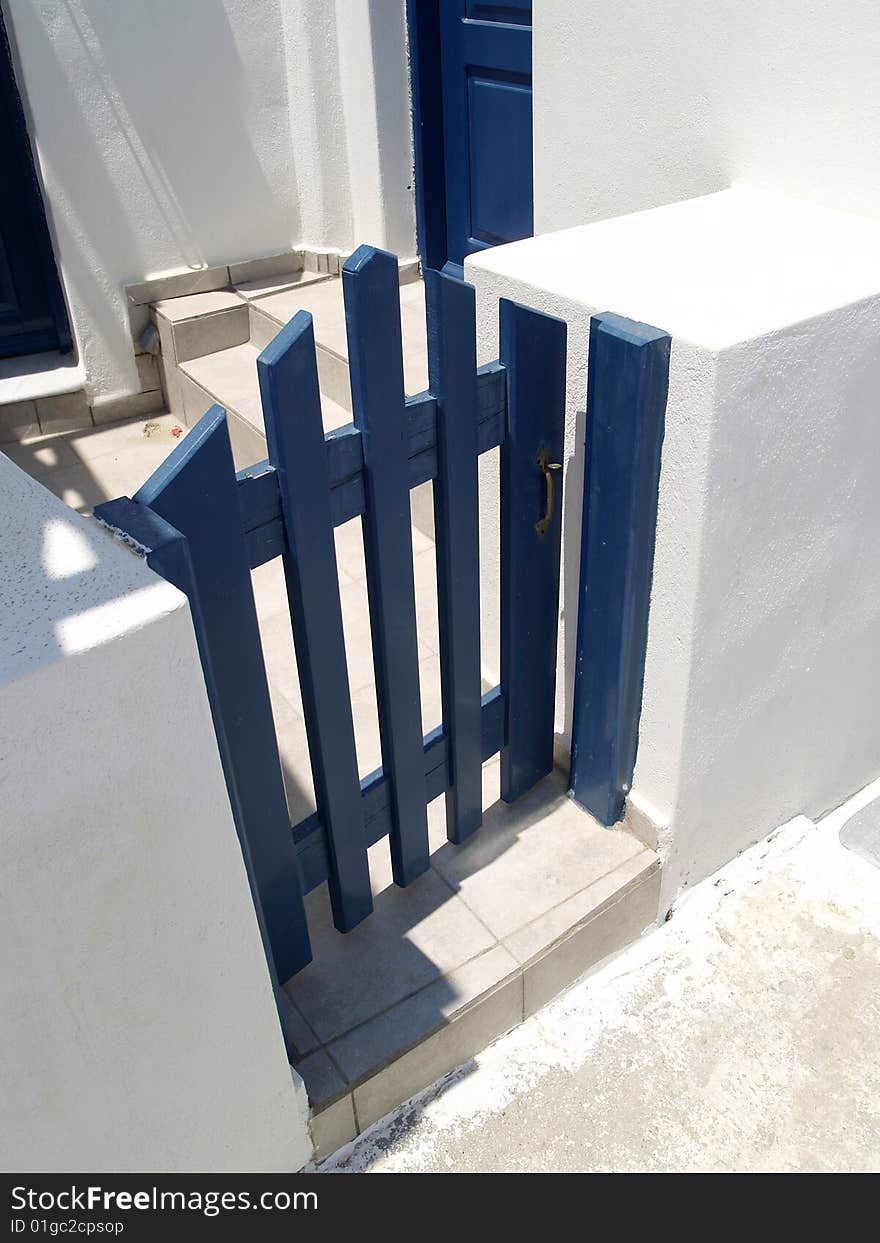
[0,5,72,358]
[406,0,449,272]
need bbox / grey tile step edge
[172,368,265,472]
[306,862,661,1161]
[1,387,165,445]
[248,304,352,411]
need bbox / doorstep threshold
[283,765,661,1161]
[0,351,84,405]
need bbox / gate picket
[127,408,313,981]
[343,246,430,886]
[426,269,483,842]
[498,298,567,803]
[569,313,670,825]
[258,312,373,932]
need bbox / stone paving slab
[320,780,880,1173]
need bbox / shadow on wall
[6,0,302,392]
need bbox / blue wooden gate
[96,246,566,1058]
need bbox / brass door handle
[535,449,562,536]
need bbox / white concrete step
[177,341,352,468]
[248,275,429,410]
[152,271,433,546]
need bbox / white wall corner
[0,456,313,1171]
[467,187,880,913]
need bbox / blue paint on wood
[95,415,314,988]
[258,311,373,932]
[569,312,670,825]
[438,0,533,269]
[426,268,483,842]
[343,246,429,885]
[293,686,506,895]
[235,362,507,571]
[499,298,567,803]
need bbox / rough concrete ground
[320,779,880,1173]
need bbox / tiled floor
[3,405,662,1160]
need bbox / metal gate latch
[535,449,562,536]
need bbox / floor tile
[348,651,443,779]
[258,279,349,358]
[257,608,303,716]
[272,690,316,827]
[430,768,646,941]
[173,308,249,363]
[235,270,330,301]
[152,289,242,321]
[277,988,319,1058]
[365,796,450,897]
[2,436,79,476]
[228,251,303,286]
[293,1049,347,1110]
[521,868,660,1018]
[503,852,659,966]
[327,943,519,1087]
[61,414,185,465]
[412,545,440,654]
[37,464,106,514]
[333,517,366,581]
[127,266,228,306]
[0,351,84,403]
[250,557,289,622]
[309,1094,357,1161]
[287,867,495,1045]
[352,970,522,1132]
[182,343,264,428]
[0,400,40,444]
[36,391,91,436]
[258,278,429,395]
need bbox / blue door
[437,1,533,275]
[0,11,70,359]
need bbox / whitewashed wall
[467,187,880,907]
[0,454,312,1171]
[534,0,880,234]
[3,0,416,401]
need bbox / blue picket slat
[236,361,507,571]
[569,313,670,825]
[498,298,567,803]
[343,246,429,885]
[258,311,373,932]
[426,269,482,842]
[119,408,312,982]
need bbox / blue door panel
[439,0,533,271]
[467,75,532,246]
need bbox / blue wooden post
[343,246,430,885]
[258,312,373,933]
[498,298,567,803]
[119,408,313,982]
[569,313,670,825]
[426,269,483,842]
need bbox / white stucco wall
[466,186,880,906]
[3,0,416,401]
[0,454,312,1172]
[534,0,880,235]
